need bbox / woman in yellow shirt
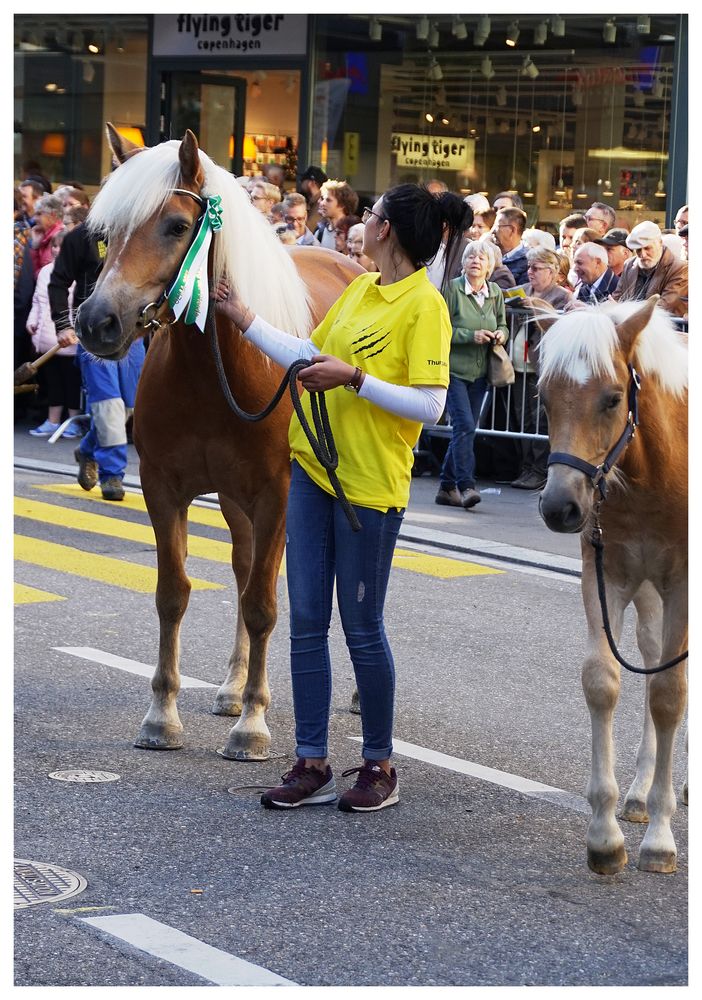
[216,184,471,813]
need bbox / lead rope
[590,501,687,674]
[205,304,361,532]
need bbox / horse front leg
[135,479,191,750]
[220,492,287,761]
[212,496,253,717]
[638,594,687,874]
[580,547,633,874]
[621,582,662,822]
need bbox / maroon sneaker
[261,758,337,810]
[338,761,399,812]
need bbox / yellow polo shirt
[288,268,451,510]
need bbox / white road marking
[53,647,216,689]
[349,737,589,813]
[80,913,297,986]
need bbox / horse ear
[179,129,205,188]
[614,295,660,359]
[105,122,142,165]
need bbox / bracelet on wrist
[343,366,364,393]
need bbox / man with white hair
[613,220,688,316]
[572,242,618,304]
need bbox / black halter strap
[547,364,641,500]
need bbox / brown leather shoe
[75,447,98,491]
[460,488,481,508]
[435,486,462,507]
[101,477,125,501]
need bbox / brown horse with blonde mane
[537,296,687,874]
[75,124,362,760]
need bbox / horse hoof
[638,848,677,874]
[134,725,184,750]
[220,726,271,761]
[219,741,271,762]
[211,695,243,717]
[350,690,361,715]
[621,799,649,823]
[587,845,628,875]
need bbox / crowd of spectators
[14,153,688,500]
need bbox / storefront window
[14,14,148,192]
[311,14,682,227]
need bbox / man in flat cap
[612,221,688,316]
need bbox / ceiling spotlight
[532,124,541,133]
[576,187,588,200]
[554,177,566,196]
[429,23,440,48]
[533,21,548,46]
[654,179,666,199]
[636,15,651,35]
[452,17,468,41]
[425,112,434,124]
[474,15,490,47]
[480,56,495,80]
[441,115,450,126]
[416,16,429,41]
[369,17,382,42]
[428,56,443,82]
[551,15,565,38]
[496,86,507,107]
[506,21,520,47]
[521,56,539,80]
[116,32,125,53]
[603,19,616,44]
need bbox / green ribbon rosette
[167,195,223,331]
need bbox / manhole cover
[48,770,120,783]
[14,859,87,909]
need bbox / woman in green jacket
[435,239,508,509]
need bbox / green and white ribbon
[167,195,223,332]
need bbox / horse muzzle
[539,470,591,533]
[75,294,129,360]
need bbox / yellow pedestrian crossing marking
[24,484,502,582]
[14,535,223,594]
[14,582,65,605]
[35,483,228,529]
[392,548,502,578]
[15,497,233,565]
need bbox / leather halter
[135,187,207,332]
[547,364,641,500]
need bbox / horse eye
[606,394,623,410]
[170,221,190,238]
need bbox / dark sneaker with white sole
[338,761,399,812]
[261,758,337,809]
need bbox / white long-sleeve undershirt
[243,314,446,424]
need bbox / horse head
[538,296,659,533]
[76,124,208,359]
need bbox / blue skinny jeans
[439,374,487,491]
[285,461,404,761]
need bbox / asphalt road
[13,463,688,989]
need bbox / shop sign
[152,14,308,57]
[391,133,474,172]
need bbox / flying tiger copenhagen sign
[152,14,308,56]
[391,133,474,172]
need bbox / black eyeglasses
[362,207,387,225]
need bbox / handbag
[487,343,515,387]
